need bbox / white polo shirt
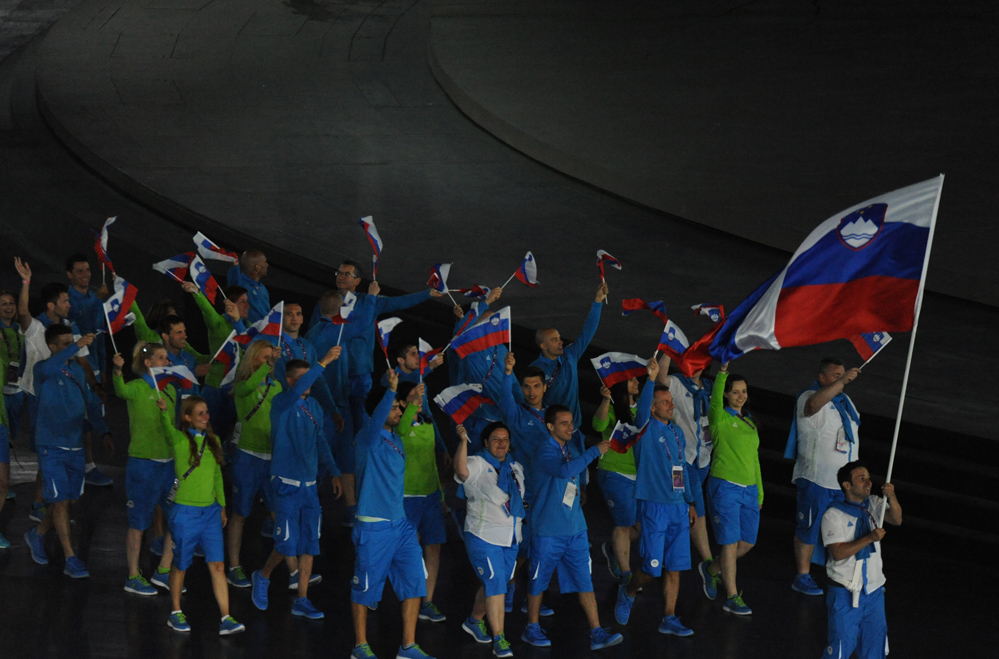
[456,455,526,547]
[821,496,886,594]
[792,390,860,489]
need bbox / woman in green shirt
[593,377,640,584]
[156,395,244,635]
[113,342,178,595]
[703,366,761,616]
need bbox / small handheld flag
[596,250,622,282]
[502,252,540,289]
[434,383,495,424]
[609,421,648,454]
[418,338,443,380]
[449,307,511,358]
[621,298,669,324]
[235,301,283,347]
[377,317,403,367]
[691,303,725,323]
[590,352,647,388]
[149,365,199,391]
[153,252,196,283]
[359,215,383,279]
[851,331,892,365]
[459,285,491,300]
[657,320,690,358]
[103,276,138,335]
[91,216,117,276]
[193,231,239,264]
[427,263,458,305]
[189,255,221,304]
[212,331,241,386]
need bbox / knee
[208,561,225,573]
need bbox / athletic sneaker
[260,516,275,538]
[149,535,165,556]
[85,466,113,487]
[590,627,624,651]
[396,643,435,659]
[227,566,251,588]
[520,602,554,617]
[601,542,622,578]
[291,597,324,619]
[251,570,269,610]
[504,588,515,613]
[28,502,46,523]
[658,615,694,636]
[125,573,157,596]
[351,643,377,659]
[24,528,48,565]
[493,633,513,658]
[418,601,446,623]
[791,573,823,596]
[167,611,191,632]
[462,616,490,643]
[0,531,10,549]
[722,592,752,616]
[698,560,720,600]
[521,623,551,648]
[150,567,187,593]
[63,556,90,579]
[614,584,635,625]
[288,570,322,589]
[219,616,245,635]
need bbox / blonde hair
[132,341,166,375]
[235,339,273,383]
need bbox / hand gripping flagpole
[101,300,119,355]
[859,341,890,371]
[878,174,944,527]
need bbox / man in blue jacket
[23,325,111,577]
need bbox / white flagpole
[501,271,517,289]
[445,290,458,306]
[337,324,344,346]
[372,255,378,282]
[859,341,890,370]
[101,302,119,354]
[878,175,944,525]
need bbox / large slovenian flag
[153,252,196,282]
[691,303,725,323]
[427,263,452,293]
[658,320,690,356]
[193,231,238,264]
[189,255,220,304]
[419,338,443,377]
[212,331,241,386]
[591,352,646,388]
[449,306,511,358]
[596,250,622,281]
[235,301,283,347]
[103,276,138,334]
[513,252,540,287]
[609,420,648,454]
[434,383,495,424]
[850,331,892,361]
[711,177,944,363]
[149,365,199,391]
[622,298,669,324]
[90,216,116,273]
[359,215,383,278]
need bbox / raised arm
[14,258,33,330]
[632,358,659,428]
[565,286,606,361]
[804,367,861,417]
[375,289,434,314]
[453,424,471,482]
[881,483,902,526]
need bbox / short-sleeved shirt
[458,455,526,547]
[821,496,885,594]
[792,391,860,489]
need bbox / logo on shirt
[650,559,660,568]
[477,567,484,576]
[607,499,615,508]
[847,521,854,528]
[126,500,134,508]
[352,576,360,585]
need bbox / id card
[672,465,685,491]
[5,360,18,385]
[231,422,243,444]
[699,416,709,429]
[835,427,848,454]
[562,481,578,507]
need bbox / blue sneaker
[0,531,10,549]
[418,601,446,623]
[722,592,752,616]
[251,570,269,610]
[521,602,554,617]
[504,588,515,613]
[351,643,377,659]
[124,573,157,595]
[64,556,90,578]
[85,466,113,487]
[167,611,191,632]
[492,633,513,658]
[150,567,187,593]
[521,622,551,648]
[24,529,48,565]
[614,584,635,625]
[462,616,490,643]
[601,542,622,579]
[658,615,693,636]
[291,596,324,619]
[698,560,719,601]
[396,643,435,659]
[150,535,165,557]
[792,573,823,596]
[288,570,322,590]
[260,516,275,538]
[219,616,245,635]
[29,502,46,523]
[590,627,623,650]
[227,565,251,588]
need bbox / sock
[221,615,229,623]
[172,610,182,615]
[157,566,170,575]
[86,462,96,472]
[402,644,415,650]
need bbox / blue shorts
[351,518,427,606]
[795,479,843,565]
[826,585,888,659]
[517,516,533,558]
[169,502,225,570]
[466,533,518,596]
[598,469,637,527]
[326,410,356,473]
[687,462,710,518]
[404,493,447,546]
[39,447,85,503]
[230,450,275,517]
[637,500,691,576]
[528,531,593,596]
[272,478,322,557]
[0,424,9,463]
[707,477,760,546]
[126,458,175,530]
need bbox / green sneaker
[723,591,752,615]
[493,633,513,658]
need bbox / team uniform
[67,285,107,382]
[821,496,889,659]
[227,264,270,323]
[1,319,26,442]
[306,317,356,472]
[399,402,446,548]
[593,405,638,528]
[231,363,281,519]
[22,315,90,444]
[787,384,860,565]
[351,389,427,608]
[668,374,713,519]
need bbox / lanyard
[662,423,682,463]
[281,336,305,361]
[557,440,576,484]
[545,360,561,388]
[181,433,209,479]
[481,347,499,383]
[382,434,406,460]
[60,366,87,399]
[521,403,544,424]
[244,379,274,422]
[298,400,319,430]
